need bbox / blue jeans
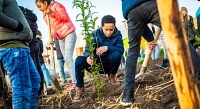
[0,48,41,109]
[58,59,67,82]
[151,44,160,60]
[125,0,200,90]
[159,31,168,59]
[41,64,52,86]
[59,31,77,84]
[75,51,121,87]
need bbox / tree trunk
[156,0,200,109]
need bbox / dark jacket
[19,6,39,52]
[0,0,32,48]
[37,38,45,64]
[84,28,124,58]
[183,15,197,41]
[54,38,64,60]
[122,0,149,20]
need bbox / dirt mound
[2,58,200,109]
[37,58,179,109]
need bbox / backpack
[184,15,197,41]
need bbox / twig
[134,84,140,95]
[147,80,173,90]
[116,92,123,102]
[150,83,174,96]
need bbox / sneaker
[68,83,76,90]
[161,59,170,68]
[73,87,84,102]
[120,89,134,107]
[47,85,53,89]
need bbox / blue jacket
[122,0,149,19]
[84,28,124,58]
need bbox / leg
[189,43,200,79]
[104,51,122,84]
[59,31,77,84]
[73,56,90,102]
[154,44,160,59]
[27,50,41,108]
[35,49,44,97]
[1,48,40,109]
[122,1,159,106]
[58,59,67,83]
[41,64,52,86]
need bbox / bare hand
[48,40,54,45]
[148,40,157,50]
[86,57,93,65]
[44,9,52,14]
[96,46,108,55]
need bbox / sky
[16,0,200,46]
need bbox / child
[0,1,40,108]
[35,0,77,90]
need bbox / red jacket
[43,2,76,40]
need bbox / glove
[15,21,23,33]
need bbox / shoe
[47,85,53,89]
[109,74,119,85]
[120,89,134,106]
[73,87,84,102]
[68,83,76,90]
[161,59,170,68]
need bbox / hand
[15,21,23,34]
[86,57,93,65]
[48,40,54,45]
[148,40,157,50]
[44,8,52,14]
[96,46,108,55]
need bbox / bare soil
[1,58,200,109]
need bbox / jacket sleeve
[142,25,154,42]
[107,32,124,55]
[0,1,18,31]
[83,33,96,58]
[50,2,68,22]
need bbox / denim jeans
[125,0,200,90]
[58,59,67,82]
[151,44,160,60]
[75,51,121,87]
[0,48,41,109]
[30,45,44,96]
[159,31,168,59]
[41,64,52,86]
[59,31,77,84]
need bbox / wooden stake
[156,0,200,109]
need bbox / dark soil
[1,58,200,109]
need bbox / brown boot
[109,74,119,85]
[73,87,84,102]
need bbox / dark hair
[35,0,52,5]
[101,15,116,26]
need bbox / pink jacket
[43,2,76,40]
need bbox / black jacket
[19,6,39,52]
[37,38,45,64]
[54,38,64,60]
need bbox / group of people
[0,0,200,108]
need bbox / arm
[107,32,124,55]
[83,33,96,58]
[0,1,20,31]
[142,25,154,42]
[50,2,69,22]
